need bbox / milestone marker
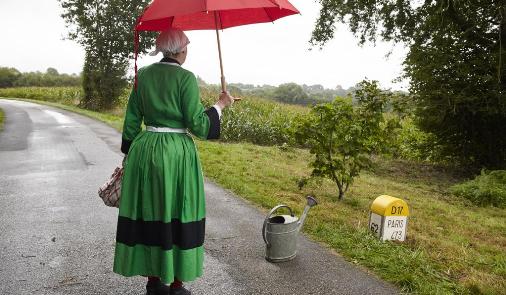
[369,195,409,242]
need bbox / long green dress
[113,59,220,284]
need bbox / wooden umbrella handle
[214,11,227,93]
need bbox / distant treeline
[1,66,355,106]
[230,82,353,105]
[198,78,354,106]
[0,67,81,88]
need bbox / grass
[198,142,506,295]
[1,95,505,294]
[0,107,4,131]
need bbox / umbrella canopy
[134,0,300,91]
[136,0,299,31]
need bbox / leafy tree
[273,83,309,104]
[295,80,390,200]
[59,0,154,110]
[46,68,59,76]
[311,0,506,169]
[0,67,21,88]
[3,67,81,87]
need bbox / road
[0,99,397,295]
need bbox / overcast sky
[0,0,408,90]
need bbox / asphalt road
[0,99,398,295]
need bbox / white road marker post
[369,195,409,242]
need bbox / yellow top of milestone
[371,195,409,216]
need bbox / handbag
[98,165,124,208]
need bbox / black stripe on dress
[204,107,220,140]
[121,138,132,154]
[116,216,205,250]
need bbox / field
[1,88,505,294]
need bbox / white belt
[146,126,188,133]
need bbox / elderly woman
[113,29,234,295]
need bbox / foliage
[0,107,4,131]
[451,170,506,208]
[294,81,390,199]
[273,83,309,104]
[2,83,452,164]
[0,85,305,146]
[389,117,449,163]
[311,0,506,169]
[199,87,307,146]
[230,82,352,106]
[271,82,347,106]
[0,87,84,105]
[0,67,81,88]
[0,67,21,88]
[59,0,154,110]
[80,52,128,110]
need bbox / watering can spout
[297,195,318,232]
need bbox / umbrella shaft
[214,11,226,92]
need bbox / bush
[450,170,506,207]
[294,81,391,200]
[390,117,452,163]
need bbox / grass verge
[0,107,4,131]
[3,97,505,295]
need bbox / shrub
[450,170,506,207]
[391,117,452,163]
[294,81,390,200]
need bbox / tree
[295,80,390,200]
[311,0,506,169]
[3,67,81,87]
[46,68,59,76]
[0,67,21,88]
[59,0,154,110]
[273,83,309,104]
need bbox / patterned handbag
[98,166,124,208]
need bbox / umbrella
[134,0,300,92]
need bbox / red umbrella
[134,0,299,91]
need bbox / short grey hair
[149,29,190,57]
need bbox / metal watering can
[262,196,318,262]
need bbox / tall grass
[0,107,4,130]
[0,87,83,105]
[200,87,307,145]
[0,86,307,146]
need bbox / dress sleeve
[181,72,220,140]
[121,87,143,154]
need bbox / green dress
[113,60,220,284]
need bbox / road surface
[0,99,397,295]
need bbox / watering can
[262,196,318,262]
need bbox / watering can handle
[262,205,295,246]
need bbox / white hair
[149,29,190,57]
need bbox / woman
[113,29,235,295]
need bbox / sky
[0,0,408,90]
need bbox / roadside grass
[2,97,505,294]
[0,107,4,130]
[198,141,506,295]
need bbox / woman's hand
[216,91,236,110]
